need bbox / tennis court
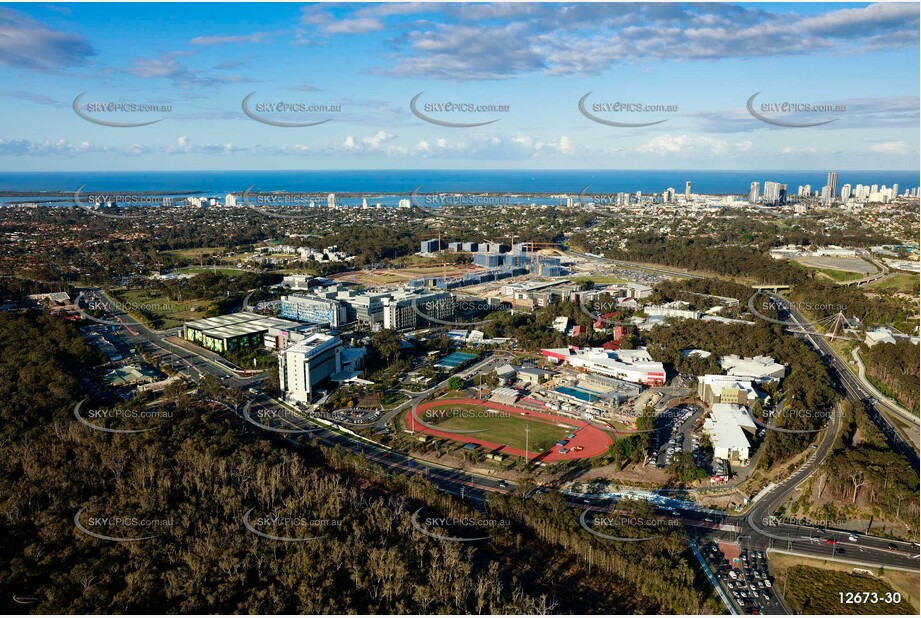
[435,352,477,369]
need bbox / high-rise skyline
[827,172,839,199]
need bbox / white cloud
[636,135,744,157]
[189,32,269,45]
[869,140,909,155]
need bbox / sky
[0,1,918,171]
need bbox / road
[86,288,265,390]
[82,284,919,588]
[769,292,919,472]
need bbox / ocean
[0,169,917,199]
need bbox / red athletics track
[407,398,612,462]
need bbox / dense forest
[862,341,920,414]
[820,401,919,535]
[0,312,720,614]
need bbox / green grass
[421,403,572,451]
[177,266,251,275]
[867,273,920,295]
[112,290,210,329]
[812,268,866,282]
[161,247,227,258]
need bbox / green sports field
[420,403,571,451]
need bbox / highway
[767,292,919,472]
[80,285,919,581]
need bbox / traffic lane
[737,528,920,570]
[767,524,919,555]
[258,398,514,496]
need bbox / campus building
[183,312,314,353]
[718,355,787,383]
[697,374,759,407]
[278,333,366,403]
[540,346,666,386]
[382,289,454,330]
[703,403,757,463]
[280,294,347,328]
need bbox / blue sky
[0,1,918,171]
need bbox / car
[824,538,837,545]
[764,580,772,588]
[810,444,818,449]
[888,543,899,551]
[848,534,858,541]
[729,571,738,580]
[835,548,845,554]
[497,480,508,488]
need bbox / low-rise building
[703,403,757,463]
[864,326,920,347]
[718,354,787,382]
[541,346,666,386]
[697,374,759,406]
[183,312,314,353]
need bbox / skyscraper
[826,172,838,199]
[763,181,781,205]
[685,181,691,201]
[749,182,760,203]
[840,184,851,201]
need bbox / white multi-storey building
[279,333,366,403]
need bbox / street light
[525,424,530,467]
